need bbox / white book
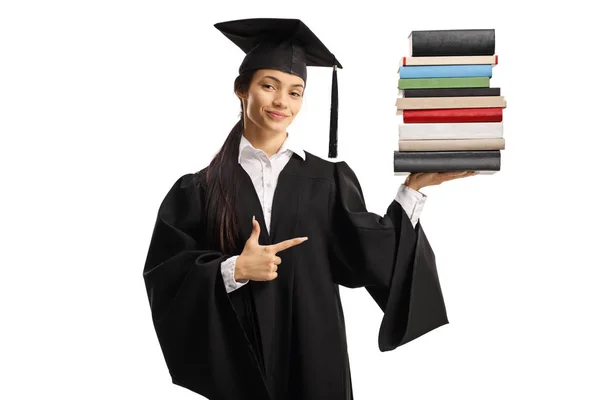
[396,96,506,111]
[399,55,498,69]
[398,138,505,151]
[398,122,503,140]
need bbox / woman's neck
[243,125,287,158]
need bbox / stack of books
[394,28,506,175]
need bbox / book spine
[399,64,492,78]
[396,96,506,110]
[410,29,495,56]
[398,122,503,139]
[402,87,501,98]
[393,150,501,172]
[401,55,498,66]
[402,107,503,123]
[398,138,505,151]
[398,76,490,89]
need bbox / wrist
[234,255,245,281]
[404,175,420,192]
[406,183,422,192]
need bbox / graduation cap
[214,18,343,158]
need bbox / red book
[403,107,503,123]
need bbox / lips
[267,111,287,120]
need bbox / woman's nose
[273,92,287,107]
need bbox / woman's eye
[263,85,301,97]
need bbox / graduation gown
[142,151,449,400]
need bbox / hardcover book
[396,96,507,112]
[398,122,503,140]
[399,64,493,79]
[401,87,501,98]
[398,76,489,89]
[398,138,505,151]
[393,150,501,172]
[400,55,498,67]
[408,29,495,56]
[402,107,503,123]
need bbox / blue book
[399,64,492,78]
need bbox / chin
[264,116,287,128]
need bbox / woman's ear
[235,90,247,100]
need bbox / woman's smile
[266,111,287,120]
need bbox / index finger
[269,237,308,253]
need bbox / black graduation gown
[142,151,449,400]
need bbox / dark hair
[204,70,256,255]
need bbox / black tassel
[328,64,338,158]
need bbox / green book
[398,76,490,89]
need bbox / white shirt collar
[238,132,306,163]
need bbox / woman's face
[239,69,304,135]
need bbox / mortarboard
[214,18,343,158]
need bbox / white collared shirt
[237,133,307,232]
[220,133,427,293]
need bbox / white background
[2,0,599,399]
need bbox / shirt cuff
[394,184,427,228]
[220,255,249,294]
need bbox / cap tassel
[328,64,338,158]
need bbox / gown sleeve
[327,161,449,351]
[142,173,269,399]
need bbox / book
[399,64,493,79]
[394,150,501,173]
[402,107,503,123]
[398,76,489,89]
[394,28,504,175]
[396,96,506,112]
[398,122,503,140]
[398,138,505,151]
[408,29,495,56]
[401,87,501,98]
[400,55,498,66]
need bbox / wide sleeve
[327,161,449,351]
[142,173,269,400]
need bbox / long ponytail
[204,71,255,255]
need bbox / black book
[393,150,501,173]
[402,87,501,98]
[409,29,495,57]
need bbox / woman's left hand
[404,171,479,191]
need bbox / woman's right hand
[235,216,308,281]
[404,171,478,191]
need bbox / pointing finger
[269,237,308,253]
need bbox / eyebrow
[260,75,304,89]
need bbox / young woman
[142,18,477,400]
